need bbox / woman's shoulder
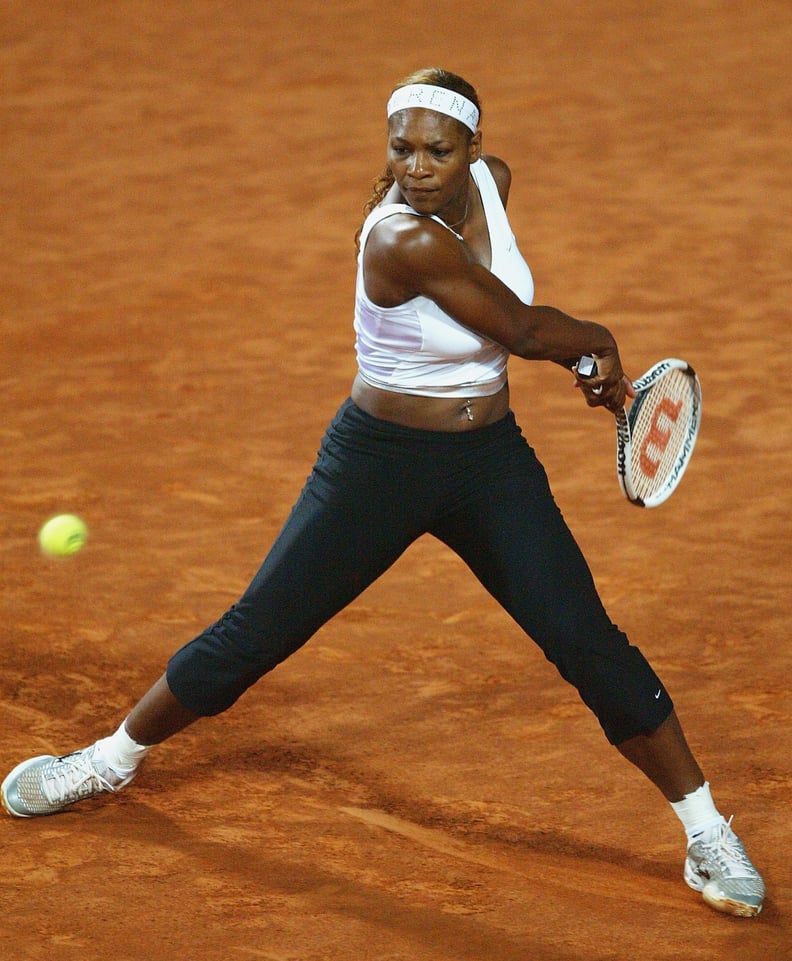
[360,203,426,251]
[478,154,512,206]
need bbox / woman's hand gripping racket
[577,355,702,507]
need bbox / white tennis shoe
[1,744,135,817]
[684,817,765,917]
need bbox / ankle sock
[95,719,152,777]
[670,782,726,844]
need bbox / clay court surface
[2,2,790,958]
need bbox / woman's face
[387,108,480,220]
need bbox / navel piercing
[464,400,474,421]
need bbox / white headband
[387,83,480,133]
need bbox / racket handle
[576,355,603,394]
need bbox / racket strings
[627,370,699,501]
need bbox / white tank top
[354,158,534,398]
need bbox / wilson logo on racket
[578,356,702,508]
[638,397,683,479]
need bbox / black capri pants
[167,398,673,745]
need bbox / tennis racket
[577,356,702,508]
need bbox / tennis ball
[38,514,88,558]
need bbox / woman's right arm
[365,215,631,411]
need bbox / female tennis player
[2,67,765,917]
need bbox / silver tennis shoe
[684,817,765,916]
[1,744,135,817]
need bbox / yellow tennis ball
[38,514,88,558]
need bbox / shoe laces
[702,817,758,879]
[42,750,114,804]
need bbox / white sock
[670,782,726,844]
[95,719,152,777]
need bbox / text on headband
[386,84,480,134]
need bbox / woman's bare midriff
[350,374,510,432]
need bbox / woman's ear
[468,130,482,163]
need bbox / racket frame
[617,358,702,507]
